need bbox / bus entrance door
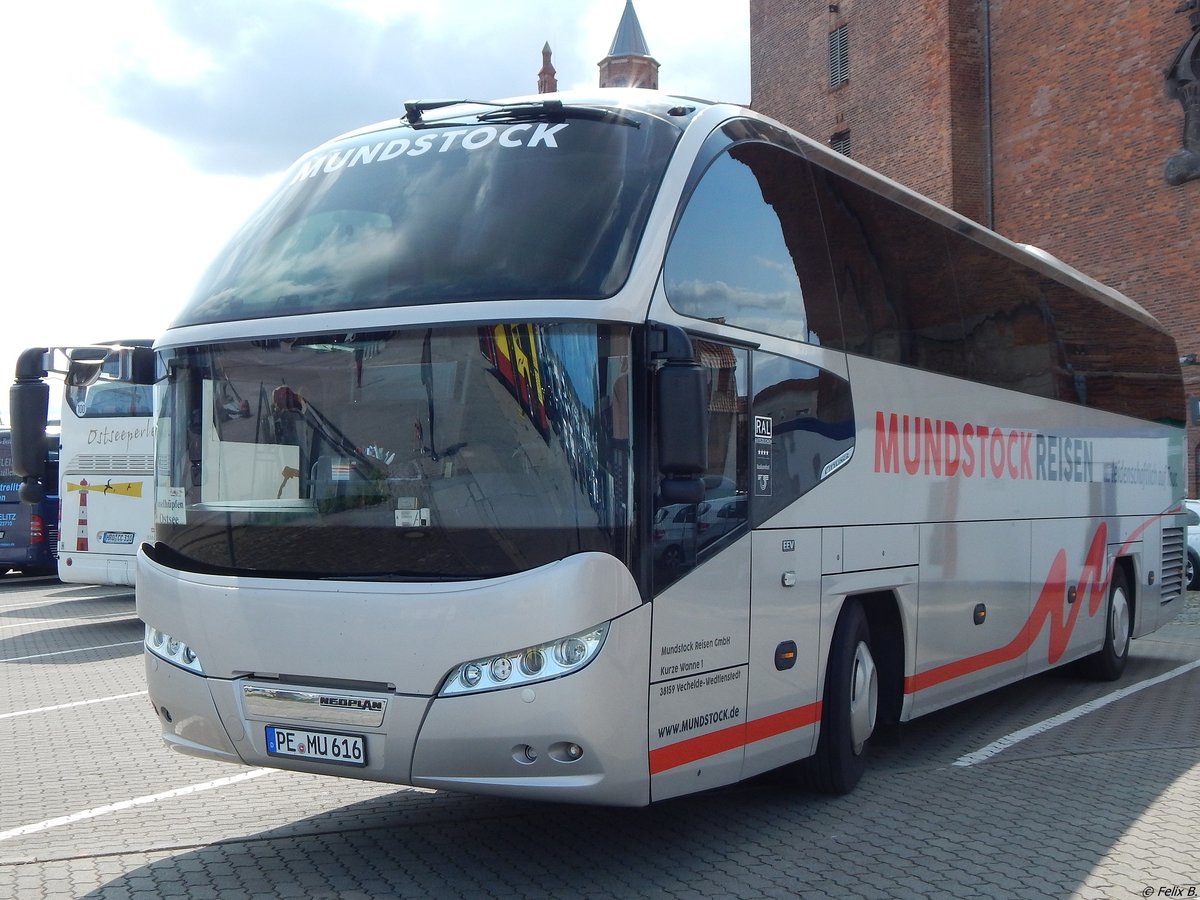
[647,539,751,801]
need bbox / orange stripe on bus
[649,701,821,775]
[744,702,822,743]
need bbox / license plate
[100,531,136,544]
[265,725,367,767]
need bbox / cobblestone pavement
[0,577,1197,899]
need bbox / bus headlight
[145,624,204,675]
[440,622,609,696]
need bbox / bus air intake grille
[1160,525,1185,605]
[76,454,155,473]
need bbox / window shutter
[828,26,849,88]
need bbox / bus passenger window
[750,352,855,526]
[664,142,840,346]
[811,168,966,377]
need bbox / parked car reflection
[652,494,748,578]
[1185,499,1200,591]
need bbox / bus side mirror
[120,346,157,384]
[9,347,51,494]
[656,362,708,505]
[19,479,46,504]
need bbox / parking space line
[0,769,275,843]
[0,691,148,720]
[0,593,135,611]
[0,612,137,631]
[953,657,1200,767]
[0,640,142,663]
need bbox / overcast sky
[0,0,750,421]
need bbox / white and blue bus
[65,90,1184,805]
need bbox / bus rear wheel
[1077,567,1132,682]
[803,600,878,794]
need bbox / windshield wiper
[477,101,640,128]
[402,98,639,130]
[404,99,475,124]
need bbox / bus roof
[323,88,1162,334]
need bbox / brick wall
[751,0,973,212]
[751,0,1200,490]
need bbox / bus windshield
[172,108,682,327]
[153,323,635,579]
[65,349,154,418]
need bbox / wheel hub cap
[849,640,879,753]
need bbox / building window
[831,130,851,156]
[828,25,849,88]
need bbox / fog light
[549,741,585,763]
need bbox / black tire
[1187,550,1199,591]
[1078,567,1132,681]
[804,600,878,794]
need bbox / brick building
[750,0,1200,488]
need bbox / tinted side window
[812,168,967,378]
[943,228,1061,399]
[948,226,1182,423]
[1038,277,1184,423]
[814,165,1182,425]
[665,142,841,346]
[751,353,856,526]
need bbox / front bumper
[144,603,652,806]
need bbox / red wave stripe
[649,510,1178,773]
[905,512,1169,695]
[649,701,821,775]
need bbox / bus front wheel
[804,600,878,794]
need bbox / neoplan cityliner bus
[14,90,1180,805]
[10,343,156,586]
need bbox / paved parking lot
[1,574,1197,899]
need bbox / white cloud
[0,0,749,421]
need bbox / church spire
[538,41,558,94]
[598,1,659,89]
